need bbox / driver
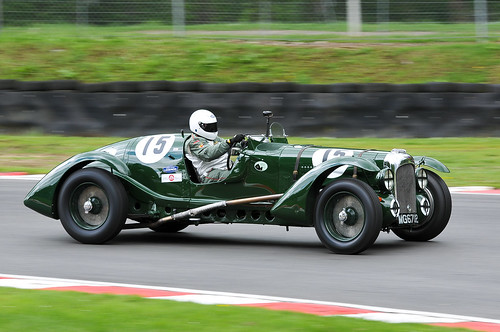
[185,109,245,183]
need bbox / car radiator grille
[395,164,417,214]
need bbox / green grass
[0,288,467,332]
[3,21,500,38]
[1,24,498,187]
[1,135,499,188]
[0,24,499,83]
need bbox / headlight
[378,168,394,191]
[415,168,428,190]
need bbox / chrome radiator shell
[395,163,417,214]
[384,149,417,216]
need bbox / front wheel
[314,179,383,254]
[57,168,128,244]
[392,171,451,241]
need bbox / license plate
[398,213,419,225]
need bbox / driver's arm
[188,137,229,162]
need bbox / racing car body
[25,113,452,254]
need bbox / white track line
[1,273,499,327]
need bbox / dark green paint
[24,149,130,219]
[24,126,449,231]
[271,156,380,225]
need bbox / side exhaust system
[125,194,283,229]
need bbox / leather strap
[293,146,310,181]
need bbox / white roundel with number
[312,149,354,178]
[135,135,175,164]
[312,149,354,166]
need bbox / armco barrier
[0,80,499,137]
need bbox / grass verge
[0,288,465,332]
[0,24,499,83]
[1,135,499,188]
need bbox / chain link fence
[0,0,498,41]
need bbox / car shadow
[369,237,443,253]
[57,227,444,255]
[112,229,325,251]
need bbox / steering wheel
[226,139,246,170]
[226,145,233,171]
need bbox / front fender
[414,156,450,173]
[271,157,380,226]
[24,151,131,219]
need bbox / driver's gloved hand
[227,134,245,145]
[239,140,248,149]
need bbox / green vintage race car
[24,112,452,254]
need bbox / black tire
[149,222,189,233]
[200,83,230,93]
[314,179,383,254]
[57,168,128,244]
[46,80,79,91]
[0,79,16,90]
[393,171,452,241]
[108,81,140,93]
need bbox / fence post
[76,0,89,26]
[259,1,271,22]
[377,0,389,31]
[0,0,3,33]
[259,1,271,34]
[172,0,185,37]
[347,0,362,36]
[474,0,488,40]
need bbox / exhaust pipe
[142,193,283,229]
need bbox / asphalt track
[1,178,499,320]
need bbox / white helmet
[189,109,218,141]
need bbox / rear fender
[23,151,130,219]
[271,157,380,226]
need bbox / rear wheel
[314,179,382,254]
[393,171,451,241]
[57,168,128,244]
